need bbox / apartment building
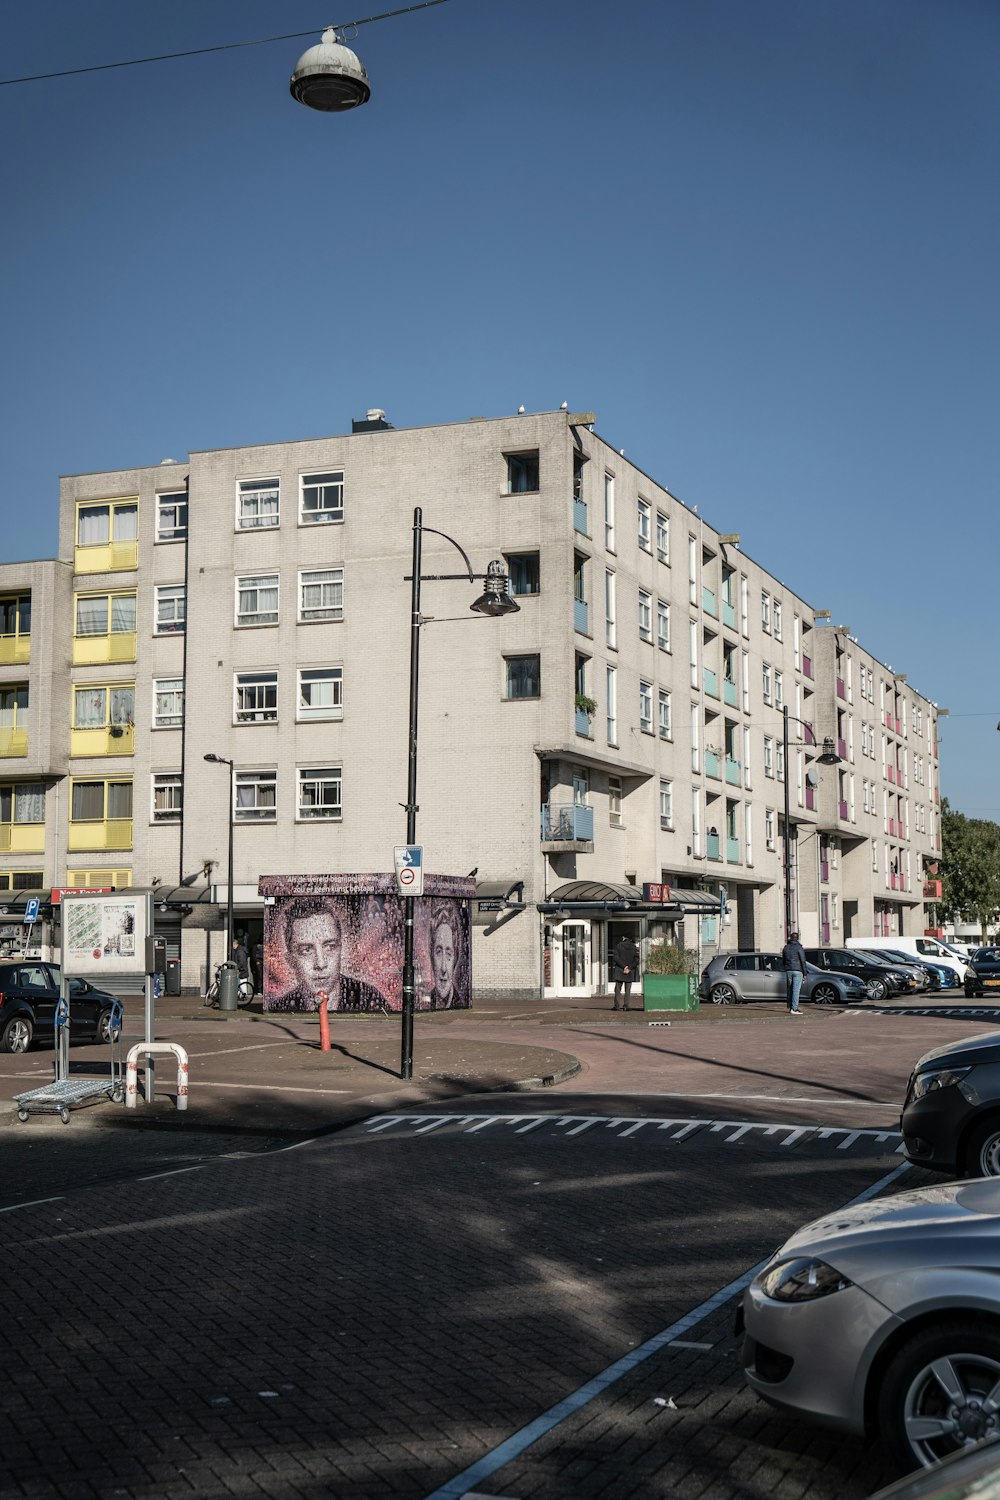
[0,408,942,996]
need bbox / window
[506,655,540,699]
[604,473,615,549]
[762,662,772,705]
[740,574,749,637]
[639,681,653,734]
[70,778,132,822]
[506,553,540,595]
[77,499,138,548]
[657,598,670,651]
[236,573,279,627]
[689,619,698,688]
[765,808,776,850]
[237,478,279,530]
[659,778,673,829]
[156,491,187,542]
[152,773,182,822]
[764,737,774,778]
[638,589,652,643]
[235,671,278,723]
[691,789,702,856]
[75,591,136,637]
[72,684,133,729]
[0,594,31,639]
[605,569,616,649]
[773,599,782,639]
[761,591,771,632]
[637,498,651,551]
[298,667,343,721]
[606,665,617,744]
[300,471,343,526]
[688,535,697,603]
[506,452,539,493]
[0,782,45,827]
[776,742,785,783]
[744,803,753,865]
[298,766,342,820]
[235,769,276,822]
[690,703,700,772]
[299,567,344,622]
[608,775,622,827]
[774,669,783,708]
[154,584,186,634]
[658,689,672,740]
[0,683,28,722]
[656,510,669,563]
[0,870,43,891]
[153,677,184,729]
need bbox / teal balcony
[727,836,740,863]
[702,585,718,618]
[574,598,589,634]
[703,667,719,698]
[575,706,592,736]
[574,497,588,534]
[706,830,722,861]
[725,757,741,785]
[705,750,721,779]
[541,802,594,843]
[723,677,738,707]
[722,600,736,629]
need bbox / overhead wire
[0,1,449,88]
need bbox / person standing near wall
[611,934,640,1012]
[781,930,807,1015]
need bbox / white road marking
[0,1195,64,1214]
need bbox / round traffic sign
[398,866,416,887]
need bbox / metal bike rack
[125,1041,189,1110]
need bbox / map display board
[61,893,149,978]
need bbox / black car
[802,946,911,1001]
[901,1030,1000,1177]
[965,947,1000,999]
[0,961,118,1054]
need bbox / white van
[846,935,971,982]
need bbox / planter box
[642,974,700,1011]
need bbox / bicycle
[203,964,255,1008]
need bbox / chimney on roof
[352,408,394,433]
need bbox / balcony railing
[839,798,849,821]
[574,598,589,634]
[725,756,741,785]
[703,667,719,698]
[575,706,593,737]
[573,497,588,534]
[706,831,721,861]
[75,539,139,574]
[802,653,813,679]
[67,817,133,852]
[0,710,29,758]
[0,822,45,853]
[0,634,30,666]
[705,750,721,779]
[73,631,137,666]
[837,676,846,699]
[541,803,594,843]
[837,738,847,759]
[722,600,736,629]
[70,724,134,757]
[888,766,895,784]
[726,836,740,863]
[805,785,816,811]
[723,677,738,707]
[820,859,829,882]
[702,585,717,618]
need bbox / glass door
[548,920,592,997]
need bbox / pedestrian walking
[611,934,640,1012]
[232,936,251,987]
[253,939,264,995]
[781,930,807,1014]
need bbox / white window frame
[761,591,771,632]
[237,478,279,530]
[774,668,783,709]
[765,807,776,850]
[236,573,279,628]
[235,769,277,822]
[639,680,653,734]
[297,666,344,722]
[606,664,617,745]
[637,498,651,551]
[659,777,673,829]
[657,598,670,652]
[604,473,616,550]
[638,589,652,643]
[608,774,622,827]
[656,510,669,564]
[297,765,342,820]
[762,662,772,705]
[773,599,782,640]
[235,670,278,724]
[298,567,344,623]
[658,689,672,740]
[152,677,184,730]
[154,584,186,635]
[605,569,616,649]
[299,470,344,526]
[151,772,182,822]
[764,737,774,778]
[155,491,187,542]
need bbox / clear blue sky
[2,1,997,816]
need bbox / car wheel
[1,1014,33,1054]
[710,983,737,1006]
[811,983,838,1006]
[96,1007,114,1044]
[866,977,888,1000]
[964,1118,1000,1178]
[878,1321,1000,1472]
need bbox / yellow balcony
[0,727,28,757]
[0,635,30,666]
[0,824,46,854]
[68,818,133,852]
[75,539,139,574]
[73,632,137,666]
[71,725,134,757]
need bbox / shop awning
[537,882,723,915]
[474,880,528,911]
[0,888,53,917]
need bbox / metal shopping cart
[14,996,125,1124]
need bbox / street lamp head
[204,753,222,764]
[290,28,371,112]
[470,560,520,617]
[817,737,841,765]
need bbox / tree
[941,798,1000,937]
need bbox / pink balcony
[889,819,896,836]
[802,654,813,679]
[888,766,895,784]
[837,677,846,699]
[820,860,829,882]
[804,723,816,745]
[895,717,902,734]
[885,710,893,729]
[805,785,815,810]
[839,799,849,820]
[837,737,847,759]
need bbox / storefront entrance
[546,919,594,997]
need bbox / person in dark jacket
[781,931,808,1014]
[611,935,640,1011]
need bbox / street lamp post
[400,506,518,1079]
[204,753,235,962]
[782,705,840,940]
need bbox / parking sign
[393,845,424,897]
[23,897,40,925]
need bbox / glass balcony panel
[723,678,738,706]
[75,540,139,573]
[703,667,719,698]
[722,600,736,629]
[705,751,721,778]
[573,497,588,534]
[725,757,741,785]
[575,707,592,736]
[574,598,589,634]
[706,831,721,861]
[541,803,594,842]
[701,585,718,618]
[726,837,740,863]
[0,635,30,665]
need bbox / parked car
[741,1176,1000,1474]
[803,947,912,1001]
[872,949,963,992]
[0,961,118,1054]
[964,948,1000,999]
[846,936,972,987]
[852,948,939,993]
[699,952,868,1007]
[901,1030,1000,1177]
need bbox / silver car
[699,951,868,1006]
[742,1178,1000,1474]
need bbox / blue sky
[2,1,997,815]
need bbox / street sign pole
[395,843,423,1079]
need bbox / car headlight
[910,1066,972,1101]
[758,1257,852,1302]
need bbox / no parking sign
[393,845,424,897]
